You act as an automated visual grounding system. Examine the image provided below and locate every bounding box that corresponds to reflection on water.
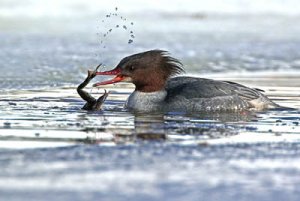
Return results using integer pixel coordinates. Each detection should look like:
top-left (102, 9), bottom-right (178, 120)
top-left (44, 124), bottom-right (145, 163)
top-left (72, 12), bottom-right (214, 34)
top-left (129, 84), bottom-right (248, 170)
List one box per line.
top-left (0, 76), bottom-right (299, 148)
top-left (0, 76), bottom-right (300, 201)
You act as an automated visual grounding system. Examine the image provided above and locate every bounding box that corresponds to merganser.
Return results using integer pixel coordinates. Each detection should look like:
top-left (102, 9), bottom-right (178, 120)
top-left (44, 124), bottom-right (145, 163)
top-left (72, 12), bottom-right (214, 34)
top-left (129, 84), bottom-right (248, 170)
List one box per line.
top-left (77, 64), bottom-right (108, 111)
top-left (93, 50), bottom-right (279, 113)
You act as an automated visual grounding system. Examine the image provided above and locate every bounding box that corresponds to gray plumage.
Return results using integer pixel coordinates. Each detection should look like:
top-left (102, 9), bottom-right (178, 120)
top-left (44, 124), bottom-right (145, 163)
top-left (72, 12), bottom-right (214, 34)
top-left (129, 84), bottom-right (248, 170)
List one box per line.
top-left (164, 76), bottom-right (279, 112)
top-left (126, 76), bottom-right (279, 112)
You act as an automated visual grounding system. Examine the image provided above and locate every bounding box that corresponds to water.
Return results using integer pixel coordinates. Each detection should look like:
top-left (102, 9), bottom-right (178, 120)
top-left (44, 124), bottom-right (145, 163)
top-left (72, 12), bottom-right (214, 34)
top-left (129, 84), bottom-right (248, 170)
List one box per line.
top-left (1, 0), bottom-right (300, 200)
top-left (98, 7), bottom-right (135, 52)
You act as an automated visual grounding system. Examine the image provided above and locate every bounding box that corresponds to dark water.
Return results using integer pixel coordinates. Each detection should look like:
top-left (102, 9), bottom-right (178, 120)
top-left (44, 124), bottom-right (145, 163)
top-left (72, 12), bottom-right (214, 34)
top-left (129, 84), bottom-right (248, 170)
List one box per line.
top-left (1, 1), bottom-right (300, 200)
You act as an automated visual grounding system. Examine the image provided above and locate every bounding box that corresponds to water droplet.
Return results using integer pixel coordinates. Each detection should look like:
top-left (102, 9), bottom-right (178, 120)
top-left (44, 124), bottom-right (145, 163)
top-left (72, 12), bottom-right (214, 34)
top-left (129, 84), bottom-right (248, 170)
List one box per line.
top-left (123, 25), bottom-right (127, 30)
top-left (128, 39), bottom-right (133, 44)
top-left (116, 25), bottom-right (119, 28)
top-left (109, 29), bottom-right (112, 32)
top-left (130, 31), bottom-right (133, 33)
top-left (115, 7), bottom-right (118, 11)
top-left (103, 34), bottom-right (106, 37)
top-left (106, 15), bottom-right (110, 18)
top-left (131, 22), bottom-right (134, 25)
top-left (131, 35), bottom-right (135, 38)
top-left (120, 16), bottom-right (123, 19)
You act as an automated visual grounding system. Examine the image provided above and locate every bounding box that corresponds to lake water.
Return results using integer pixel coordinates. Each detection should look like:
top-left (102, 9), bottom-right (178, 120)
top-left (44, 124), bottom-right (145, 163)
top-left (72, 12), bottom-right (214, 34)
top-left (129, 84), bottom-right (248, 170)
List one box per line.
top-left (0, 1), bottom-right (300, 200)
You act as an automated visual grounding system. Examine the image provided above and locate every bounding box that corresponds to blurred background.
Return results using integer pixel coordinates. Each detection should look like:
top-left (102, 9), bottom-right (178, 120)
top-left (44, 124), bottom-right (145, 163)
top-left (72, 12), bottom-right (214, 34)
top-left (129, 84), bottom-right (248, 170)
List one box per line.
top-left (1, 0), bottom-right (300, 90)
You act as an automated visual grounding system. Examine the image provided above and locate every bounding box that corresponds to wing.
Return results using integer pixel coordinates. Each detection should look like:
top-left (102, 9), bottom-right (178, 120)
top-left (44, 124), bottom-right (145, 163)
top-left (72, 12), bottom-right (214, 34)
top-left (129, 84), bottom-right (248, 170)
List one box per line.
top-left (166, 76), bottom-right (264, 102)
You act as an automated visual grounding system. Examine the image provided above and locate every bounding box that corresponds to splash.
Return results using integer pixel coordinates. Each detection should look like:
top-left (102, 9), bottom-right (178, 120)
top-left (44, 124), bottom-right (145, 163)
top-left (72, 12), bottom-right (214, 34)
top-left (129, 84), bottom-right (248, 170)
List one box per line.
top-left (96, 7), bottom-right (136, 64)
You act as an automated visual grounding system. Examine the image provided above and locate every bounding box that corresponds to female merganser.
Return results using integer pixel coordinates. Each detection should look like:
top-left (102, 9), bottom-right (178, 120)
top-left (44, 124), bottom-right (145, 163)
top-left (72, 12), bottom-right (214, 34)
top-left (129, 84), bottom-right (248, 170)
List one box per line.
top-left (93, 50), bottom-right (279, 113)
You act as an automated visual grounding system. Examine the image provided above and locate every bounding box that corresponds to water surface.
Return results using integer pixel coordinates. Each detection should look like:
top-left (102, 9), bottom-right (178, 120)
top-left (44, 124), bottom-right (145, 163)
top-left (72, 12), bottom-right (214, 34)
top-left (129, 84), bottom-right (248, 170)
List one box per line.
top-left (1, 1), bottom-right (300, 200)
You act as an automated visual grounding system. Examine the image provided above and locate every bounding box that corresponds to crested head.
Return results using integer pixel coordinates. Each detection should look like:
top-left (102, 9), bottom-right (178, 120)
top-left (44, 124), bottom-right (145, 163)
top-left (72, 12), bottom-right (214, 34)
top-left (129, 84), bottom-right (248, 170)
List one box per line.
top-left (94, 50), bottom-right (185, 92)
top-left (116, 50), bottom-right (185, 92)
top-left (117, 50), bottom-right (184, 78)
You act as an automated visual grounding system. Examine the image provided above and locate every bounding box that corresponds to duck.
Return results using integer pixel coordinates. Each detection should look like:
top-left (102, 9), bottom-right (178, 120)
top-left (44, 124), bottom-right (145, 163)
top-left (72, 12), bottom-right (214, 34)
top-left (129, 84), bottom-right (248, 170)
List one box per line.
top-left (92, 50), bottom-right (280, 113)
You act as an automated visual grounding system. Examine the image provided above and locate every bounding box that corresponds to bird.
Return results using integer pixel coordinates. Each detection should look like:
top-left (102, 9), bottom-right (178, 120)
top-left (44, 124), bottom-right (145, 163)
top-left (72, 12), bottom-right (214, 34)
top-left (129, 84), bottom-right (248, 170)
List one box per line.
top-left (93, 50), bottom-right (280, 113)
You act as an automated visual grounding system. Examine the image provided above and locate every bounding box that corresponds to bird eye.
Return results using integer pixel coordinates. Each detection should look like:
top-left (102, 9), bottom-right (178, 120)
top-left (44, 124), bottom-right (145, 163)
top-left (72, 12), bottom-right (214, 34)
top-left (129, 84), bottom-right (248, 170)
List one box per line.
top-left (128, 65), bottom-right (135, 71)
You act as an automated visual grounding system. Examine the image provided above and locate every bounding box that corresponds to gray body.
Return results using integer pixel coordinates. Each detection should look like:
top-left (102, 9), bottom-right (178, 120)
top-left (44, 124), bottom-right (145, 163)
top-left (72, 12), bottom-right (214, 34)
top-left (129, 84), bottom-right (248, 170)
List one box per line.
top-left (126, 76), bottom-right (279, 113)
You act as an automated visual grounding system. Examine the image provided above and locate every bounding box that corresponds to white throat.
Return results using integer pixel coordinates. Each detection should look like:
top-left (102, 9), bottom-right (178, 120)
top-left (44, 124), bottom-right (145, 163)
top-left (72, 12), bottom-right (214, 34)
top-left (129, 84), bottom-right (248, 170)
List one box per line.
top-left (125, 90), bottom-right (167, 112)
